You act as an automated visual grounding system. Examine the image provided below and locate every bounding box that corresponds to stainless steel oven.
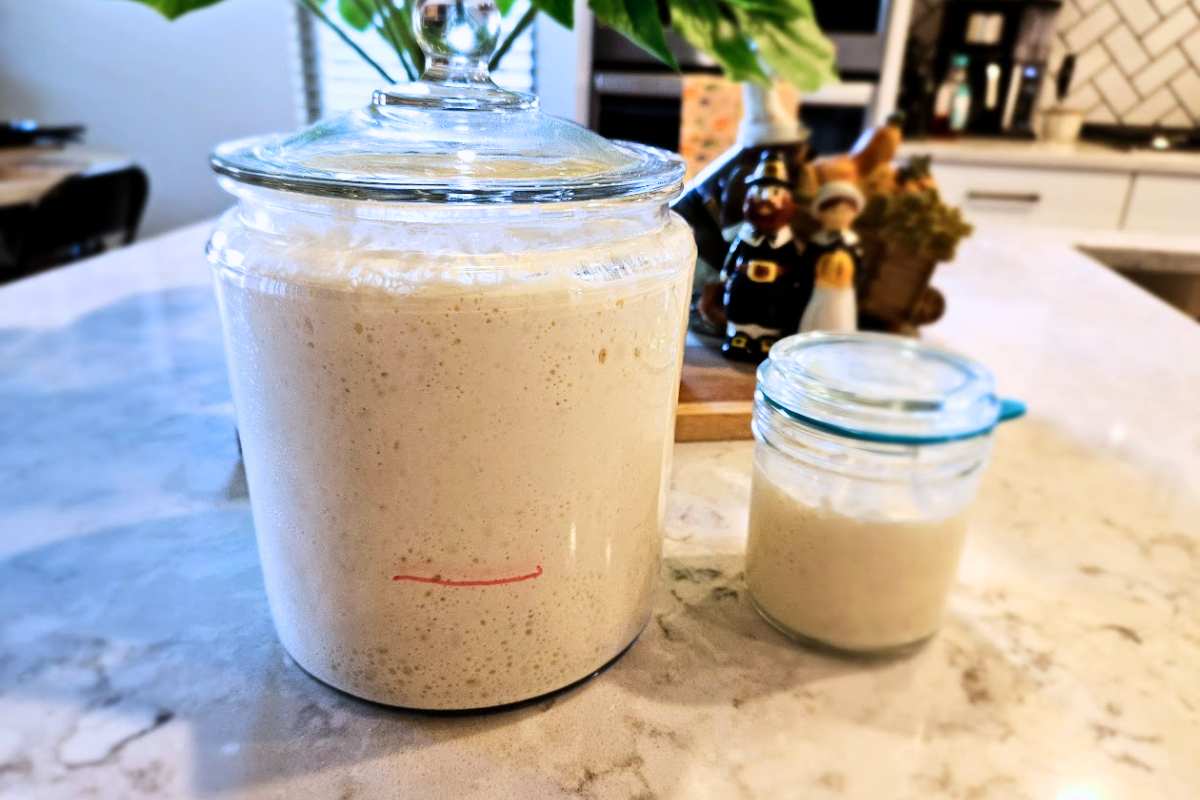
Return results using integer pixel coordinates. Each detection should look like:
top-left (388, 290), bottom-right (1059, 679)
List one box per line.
top-left (590, 0), bottom-right (900, 155)
top-left (593, 1), bottom-right (893, 76)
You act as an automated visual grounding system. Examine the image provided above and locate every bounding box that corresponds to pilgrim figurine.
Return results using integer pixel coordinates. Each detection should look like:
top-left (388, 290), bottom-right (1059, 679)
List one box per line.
top-left (799, 181), bottom-right (864, 334)
top-left (719, 153), bottom-right (806, 362)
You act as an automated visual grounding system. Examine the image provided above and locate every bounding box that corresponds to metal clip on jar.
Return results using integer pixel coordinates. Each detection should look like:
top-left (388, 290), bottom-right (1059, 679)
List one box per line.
top-left (746, 332), bottom-right (1024, 655)
top-left (206, 0), bottom-right (694, 710)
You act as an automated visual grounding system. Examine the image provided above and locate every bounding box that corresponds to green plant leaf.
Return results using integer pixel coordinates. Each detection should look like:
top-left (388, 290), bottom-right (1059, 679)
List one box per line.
top-left (363, 0), bottom-right (416, 80)
top-left (491, 5), bottom-right (538, 69)
top-left (589, 0), bottom-right (678, 70)
top-left (337, 0), bottom-right (373, 31)
top-left (621, 0), bottom-right (677, 69)
top-left (723, 0), bottom-right (816, 22)
top-left (377, 0), bottom-right (423, 79)
top-left (497, 0), bottom-right (518, 14)
top-left (668, 0), bottom-right (767, 84)
top-left (734, 8), bottom-right (836, 91)
top-left (123, 0), bottom-right (225, 20)
top-left (533, 0), bottom-right (573, 28)
top-left (298, 0), bottom-right (397, 82)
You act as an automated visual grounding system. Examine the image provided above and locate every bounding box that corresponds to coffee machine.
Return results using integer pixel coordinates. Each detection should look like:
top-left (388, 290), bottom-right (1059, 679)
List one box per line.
top-left (930, 0), bottom-right (1062, 136)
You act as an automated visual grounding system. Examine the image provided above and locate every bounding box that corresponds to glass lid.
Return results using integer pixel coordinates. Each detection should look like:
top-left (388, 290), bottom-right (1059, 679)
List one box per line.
top-left (758, 332), bottom-right (1025, 445)
top-left (211, 0), bottom-right (683, 204)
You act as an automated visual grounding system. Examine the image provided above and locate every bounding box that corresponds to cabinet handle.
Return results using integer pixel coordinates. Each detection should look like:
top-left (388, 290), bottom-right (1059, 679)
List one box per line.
top-left (966, 190), bottom-right (1042, 203)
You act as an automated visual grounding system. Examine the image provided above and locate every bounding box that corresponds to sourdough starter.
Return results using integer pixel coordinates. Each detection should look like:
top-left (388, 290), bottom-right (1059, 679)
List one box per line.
top-left (213, 218), bottom-right (692, 709)
top-left (745, 462), bottom-right (968, 651)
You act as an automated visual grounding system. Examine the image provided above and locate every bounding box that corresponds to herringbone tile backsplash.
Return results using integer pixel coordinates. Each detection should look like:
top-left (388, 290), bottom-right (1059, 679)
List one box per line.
top-left (910, 0), bottom-right (1200, 128)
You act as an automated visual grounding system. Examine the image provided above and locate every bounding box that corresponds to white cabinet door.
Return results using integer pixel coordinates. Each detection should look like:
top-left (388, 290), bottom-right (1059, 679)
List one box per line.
top-left (931, 163), bottom-right (1130, 229)
top-left (1123, 174), bottom-right (1200, 234)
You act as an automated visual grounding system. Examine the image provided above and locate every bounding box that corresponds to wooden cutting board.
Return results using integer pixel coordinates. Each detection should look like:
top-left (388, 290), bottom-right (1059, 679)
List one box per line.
top-left (675, 341), bottom-right (758, 442)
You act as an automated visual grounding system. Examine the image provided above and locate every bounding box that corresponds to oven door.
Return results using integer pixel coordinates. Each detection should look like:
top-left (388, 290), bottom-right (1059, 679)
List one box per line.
top-left (589, 0), bottom-right (892, 155)
top-left (591, 0), bottom-right (890, 76)
top-left (592, 73), bottom-right (872, 157)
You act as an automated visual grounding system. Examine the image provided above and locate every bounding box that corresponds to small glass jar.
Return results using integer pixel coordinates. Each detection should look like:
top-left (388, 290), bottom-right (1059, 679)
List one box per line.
top-left (745, 332), bottom-right (1023, 654)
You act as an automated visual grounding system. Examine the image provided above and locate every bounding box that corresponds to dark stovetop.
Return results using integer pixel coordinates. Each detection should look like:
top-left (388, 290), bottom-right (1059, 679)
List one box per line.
top-left (1083, 124), bottom-right (1200, 153)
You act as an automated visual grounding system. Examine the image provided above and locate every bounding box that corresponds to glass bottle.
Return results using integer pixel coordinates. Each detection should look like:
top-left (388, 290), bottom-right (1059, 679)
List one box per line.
top-left (932, 53), bottom-right (972, 136)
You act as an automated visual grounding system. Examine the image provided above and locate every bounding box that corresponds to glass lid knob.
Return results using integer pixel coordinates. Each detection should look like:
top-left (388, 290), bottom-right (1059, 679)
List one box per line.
top-left (210, 0), bottom-right (684, 203)
top-left (373, 0), bottom-right (531, 109)
top-left (415, 0), bottom-right (501, 83)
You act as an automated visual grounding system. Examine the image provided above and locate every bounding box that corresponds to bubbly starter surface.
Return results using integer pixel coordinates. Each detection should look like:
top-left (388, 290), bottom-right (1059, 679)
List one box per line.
top-left (745, 463), bottom-right (969, 652)
top-left (214, 239), bottom-right (690, 709)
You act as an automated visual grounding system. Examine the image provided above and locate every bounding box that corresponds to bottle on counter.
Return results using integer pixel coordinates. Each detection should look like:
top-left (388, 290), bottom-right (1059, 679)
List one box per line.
top-left (931, 54), bottom-right (972, 136)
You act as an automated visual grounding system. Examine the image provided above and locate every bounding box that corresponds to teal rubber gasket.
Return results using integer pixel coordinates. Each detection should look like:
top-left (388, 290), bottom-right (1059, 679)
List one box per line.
top-left (758, 392), bottom-right (1027, 446)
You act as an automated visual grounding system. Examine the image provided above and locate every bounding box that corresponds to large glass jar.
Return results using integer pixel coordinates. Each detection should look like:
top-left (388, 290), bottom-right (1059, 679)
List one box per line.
top-left (746, 333), bottom-right (1023, 654)
top-left (206, 0), bottom-right (694, 710)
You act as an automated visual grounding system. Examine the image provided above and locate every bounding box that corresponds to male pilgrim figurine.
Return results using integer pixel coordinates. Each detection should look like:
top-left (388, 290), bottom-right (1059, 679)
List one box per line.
top-left (720, 153), bottom-right (806, 362)
top-left (799, 180), bottom-right (864, 334)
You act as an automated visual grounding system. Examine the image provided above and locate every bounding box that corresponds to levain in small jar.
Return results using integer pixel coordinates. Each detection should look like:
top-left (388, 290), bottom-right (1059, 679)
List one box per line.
top-left (745, 332), bottom-right (1023, 654)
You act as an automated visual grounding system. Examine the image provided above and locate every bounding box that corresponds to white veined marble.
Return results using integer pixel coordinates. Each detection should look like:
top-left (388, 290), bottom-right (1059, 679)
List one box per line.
top-left (0, 221), bottom-right (1196, 799)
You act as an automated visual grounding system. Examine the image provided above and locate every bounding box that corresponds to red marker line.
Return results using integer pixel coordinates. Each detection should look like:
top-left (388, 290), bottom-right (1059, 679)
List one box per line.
top-left (392, 564), bottom-right (543, 587)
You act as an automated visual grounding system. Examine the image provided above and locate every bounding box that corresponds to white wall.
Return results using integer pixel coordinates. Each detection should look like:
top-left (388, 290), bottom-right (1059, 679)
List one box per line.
top-left (534, 2), bottom-right (592, 125)
top-left (0, 0), bottom-right (300, 236)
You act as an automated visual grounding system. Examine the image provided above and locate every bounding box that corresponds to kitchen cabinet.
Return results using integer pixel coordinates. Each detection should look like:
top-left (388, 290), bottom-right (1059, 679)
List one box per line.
top-left (931, 163), bottom-right (1130, 230)
top-left (900, 139), bottom-right (1200, 234)
top-left (1123, 174), bottom-right (1200, 235)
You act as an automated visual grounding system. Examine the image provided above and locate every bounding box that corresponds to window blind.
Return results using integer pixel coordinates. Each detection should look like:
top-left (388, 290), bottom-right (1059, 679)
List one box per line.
top-left (297, 2), bottom-right (536, 121)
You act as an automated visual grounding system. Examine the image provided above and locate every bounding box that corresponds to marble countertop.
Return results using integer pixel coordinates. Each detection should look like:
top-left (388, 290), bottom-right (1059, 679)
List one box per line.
top-left (898, 137), bottom-right (1200, 177)
top-left (1, 222), bottom-right (1198, 799)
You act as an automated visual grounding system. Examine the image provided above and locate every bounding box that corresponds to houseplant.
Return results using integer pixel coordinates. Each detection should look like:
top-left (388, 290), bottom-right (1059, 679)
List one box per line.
top-left (127, 0), bottom-right (838, 90)
top-left (854, 155), bottom-right (974, 333)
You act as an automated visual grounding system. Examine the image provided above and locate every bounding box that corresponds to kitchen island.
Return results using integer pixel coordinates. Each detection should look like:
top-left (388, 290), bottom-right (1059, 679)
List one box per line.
top-left (1, 222), bottom-right (1197, 799)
